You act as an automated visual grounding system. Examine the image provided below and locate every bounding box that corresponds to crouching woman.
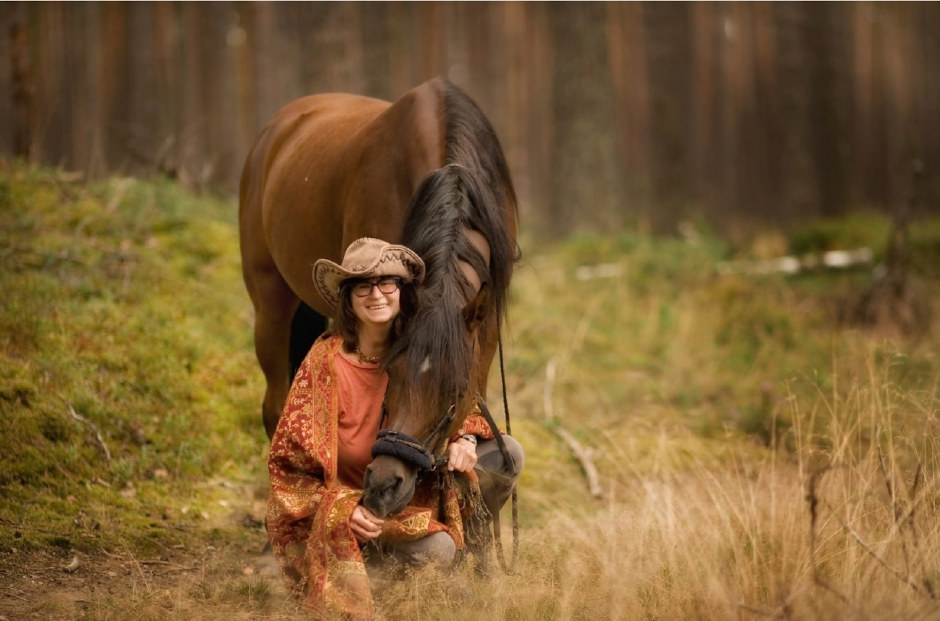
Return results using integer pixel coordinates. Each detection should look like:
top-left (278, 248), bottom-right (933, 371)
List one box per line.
top-left (266, 238), bottom-right (524, 620)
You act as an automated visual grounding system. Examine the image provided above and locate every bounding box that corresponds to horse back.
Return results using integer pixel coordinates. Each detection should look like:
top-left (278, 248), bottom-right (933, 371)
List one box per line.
top-left (239, 83), bottom-right (448, 316)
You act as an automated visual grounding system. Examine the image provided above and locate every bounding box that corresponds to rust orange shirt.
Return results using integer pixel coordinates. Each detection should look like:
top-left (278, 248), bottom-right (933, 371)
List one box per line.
top-left (334, 351), bottom-right (387, 487)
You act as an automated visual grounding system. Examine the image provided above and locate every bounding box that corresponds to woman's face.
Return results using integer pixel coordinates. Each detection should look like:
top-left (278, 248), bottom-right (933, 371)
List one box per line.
top-left (349, 276), bottom-right (402, 328)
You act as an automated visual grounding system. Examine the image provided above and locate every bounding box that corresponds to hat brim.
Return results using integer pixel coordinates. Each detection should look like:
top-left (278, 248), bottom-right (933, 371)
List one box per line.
top-left (313, 244), bottom-right (425, 312)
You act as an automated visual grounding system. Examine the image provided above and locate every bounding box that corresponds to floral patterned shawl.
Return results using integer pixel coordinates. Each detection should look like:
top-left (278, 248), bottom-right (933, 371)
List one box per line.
top-left (267, 335), bottom-right (494, 620)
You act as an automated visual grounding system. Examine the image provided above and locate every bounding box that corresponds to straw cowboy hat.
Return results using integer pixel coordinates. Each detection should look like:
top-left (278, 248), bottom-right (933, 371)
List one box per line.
top-left (313, 237), bottom-right (426, 312)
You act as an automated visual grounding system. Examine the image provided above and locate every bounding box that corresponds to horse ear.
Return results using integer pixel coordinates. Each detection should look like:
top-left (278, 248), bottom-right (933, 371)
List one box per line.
top-left (463, 284), bottom-right (490, 331)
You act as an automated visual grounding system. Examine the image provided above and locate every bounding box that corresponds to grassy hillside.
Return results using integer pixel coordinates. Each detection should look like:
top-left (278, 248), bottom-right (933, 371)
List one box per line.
top-left (1, 163), bottom-right (265, 550)
top-left (1, 161), bottom-right (937, 620)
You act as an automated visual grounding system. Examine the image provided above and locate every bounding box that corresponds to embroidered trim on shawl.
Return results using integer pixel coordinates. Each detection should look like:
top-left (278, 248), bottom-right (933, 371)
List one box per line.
top-left (267, 335), bottom-right (472, 620)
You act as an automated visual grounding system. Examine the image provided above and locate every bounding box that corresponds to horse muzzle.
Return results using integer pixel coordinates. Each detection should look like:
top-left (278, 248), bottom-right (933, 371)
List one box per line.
top-left (361, 456), bottom-right (419, 518)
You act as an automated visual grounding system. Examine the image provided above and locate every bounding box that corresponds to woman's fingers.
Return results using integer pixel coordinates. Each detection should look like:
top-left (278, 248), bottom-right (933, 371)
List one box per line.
top-left (447, 439), bottom-right (478, 472)
top-left (350, 505), bottom-right (384, 542)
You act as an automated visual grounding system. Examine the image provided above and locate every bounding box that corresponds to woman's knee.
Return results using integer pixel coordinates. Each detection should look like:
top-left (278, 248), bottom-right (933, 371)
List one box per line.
top-left (476, 434), bottom-right (525, 478)
top-left (388, 532), bottom-right (456, 567)
top-left (501, 435), bottom-right (525, 476)
top-left (422, 532), bottom-right (457, 565)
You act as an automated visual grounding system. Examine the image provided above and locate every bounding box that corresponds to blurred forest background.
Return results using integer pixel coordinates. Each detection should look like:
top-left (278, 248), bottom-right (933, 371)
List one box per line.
top-left (1, 1), bottom-right (938, 239)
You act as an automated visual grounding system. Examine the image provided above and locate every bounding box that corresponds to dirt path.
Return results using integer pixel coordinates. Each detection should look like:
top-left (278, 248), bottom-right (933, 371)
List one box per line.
top-left (0, 479), bottom-right (310, 621)
top-left (0, 546), bottom-right (288, 621)
top-left (0, 539), bottom-right (305, 620)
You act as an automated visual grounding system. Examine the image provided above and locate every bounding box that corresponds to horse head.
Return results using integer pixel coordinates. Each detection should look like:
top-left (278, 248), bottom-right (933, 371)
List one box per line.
top-left (361, 284), bottom-right (490, 516)
top-left (361, 164), bottom-right (512, 517)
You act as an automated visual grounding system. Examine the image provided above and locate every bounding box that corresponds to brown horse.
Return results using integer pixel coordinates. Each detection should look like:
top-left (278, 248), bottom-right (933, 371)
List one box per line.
top-left (239, 77), bottom-right (517, 517)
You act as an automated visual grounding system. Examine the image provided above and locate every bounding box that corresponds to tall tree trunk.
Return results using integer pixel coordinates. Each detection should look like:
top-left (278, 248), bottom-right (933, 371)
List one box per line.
top-left (607, 2), bottom-right (652, 232)
top-left (9, 18), bottom-right (35, 161)
top-left (644, 3), bottom-right (692, 233)
top-left (547, 1), bottom-right (621, 237)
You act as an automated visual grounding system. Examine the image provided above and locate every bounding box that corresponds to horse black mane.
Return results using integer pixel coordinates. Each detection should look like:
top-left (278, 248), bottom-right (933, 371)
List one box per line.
top-left (385, 79), bottom-right (517, 422)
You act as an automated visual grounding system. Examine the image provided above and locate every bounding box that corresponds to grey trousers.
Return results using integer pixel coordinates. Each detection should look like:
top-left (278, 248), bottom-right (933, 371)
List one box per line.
top-left (366, 434), bottom-right (525, 568)
top-left (472, 434), bottom-right (525, 522)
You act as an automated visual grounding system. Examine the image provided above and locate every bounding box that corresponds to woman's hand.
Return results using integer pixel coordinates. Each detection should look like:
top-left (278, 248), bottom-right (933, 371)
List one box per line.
top-left (349, 504), bottom-right (385, 543)
top-left (447, 437), bottom-right (478, 473)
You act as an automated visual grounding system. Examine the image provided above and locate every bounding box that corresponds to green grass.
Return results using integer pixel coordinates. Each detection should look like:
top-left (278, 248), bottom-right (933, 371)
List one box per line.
top-left (1, 160), bottom-right (937, 619)
top-left (0, 163), bottom-right (266, 556)
top-left (505, 224), bottom-right (937, 463)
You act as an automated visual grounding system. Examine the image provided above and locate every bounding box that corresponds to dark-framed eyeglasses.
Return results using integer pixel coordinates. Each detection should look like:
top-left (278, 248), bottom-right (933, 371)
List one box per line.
top-left (351, 277), bottom-right (402, 297)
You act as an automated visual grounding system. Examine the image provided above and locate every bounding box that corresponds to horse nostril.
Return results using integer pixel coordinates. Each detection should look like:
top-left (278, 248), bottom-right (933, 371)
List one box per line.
top-left (363, 465), bottom-right (376, 489)
top-left (381, 474), bottom-right (404, 495)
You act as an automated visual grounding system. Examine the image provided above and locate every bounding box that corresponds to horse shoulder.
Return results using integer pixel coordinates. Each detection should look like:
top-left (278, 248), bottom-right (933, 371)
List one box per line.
top-left (336, 81), bottom-right (449, 246)
top-left (256, 96), bottom-right (393, 308)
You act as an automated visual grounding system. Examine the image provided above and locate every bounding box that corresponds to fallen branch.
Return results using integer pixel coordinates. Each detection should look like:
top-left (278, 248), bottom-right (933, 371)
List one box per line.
top-left (554, 427), bottom-right (604, 499)
top-left (543, 357), bottom-right (603, 499)
top-left (55, 392), bottom-right (111, 463)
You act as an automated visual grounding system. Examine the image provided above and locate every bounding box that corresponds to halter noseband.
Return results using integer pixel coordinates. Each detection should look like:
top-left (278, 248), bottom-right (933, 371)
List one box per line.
top-left (371, 403), bottom-right (457, 470)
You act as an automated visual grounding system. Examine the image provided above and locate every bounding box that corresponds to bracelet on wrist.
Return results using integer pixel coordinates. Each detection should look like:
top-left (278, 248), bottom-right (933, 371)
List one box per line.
top-left (458, 434), bottom-right (478, 446)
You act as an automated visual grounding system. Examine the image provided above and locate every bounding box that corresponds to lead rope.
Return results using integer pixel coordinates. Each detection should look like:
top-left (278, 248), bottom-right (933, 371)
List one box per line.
top-left (494, 311), bottom-right (518, 573)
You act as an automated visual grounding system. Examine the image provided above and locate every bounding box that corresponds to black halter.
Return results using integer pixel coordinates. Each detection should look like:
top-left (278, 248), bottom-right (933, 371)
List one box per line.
top-left (371, 403), bottom-right (457, 470)
top-left (371, 392), bottom-right (516, 475)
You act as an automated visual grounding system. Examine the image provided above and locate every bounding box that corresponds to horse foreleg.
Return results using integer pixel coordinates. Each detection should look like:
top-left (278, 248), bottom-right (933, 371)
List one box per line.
top-left (254, 304), bottom-right (297, 439)
top-left (247, 265), bottom-right (301, 439)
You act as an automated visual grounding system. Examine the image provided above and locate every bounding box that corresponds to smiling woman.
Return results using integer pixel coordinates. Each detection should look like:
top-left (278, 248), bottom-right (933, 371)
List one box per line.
top-left (266, 237), bottom-right (524, 620)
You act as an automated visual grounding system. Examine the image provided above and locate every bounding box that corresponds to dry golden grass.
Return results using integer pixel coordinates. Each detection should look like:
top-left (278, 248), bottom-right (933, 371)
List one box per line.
top-left (368, 356), bottom-right (938, 621)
